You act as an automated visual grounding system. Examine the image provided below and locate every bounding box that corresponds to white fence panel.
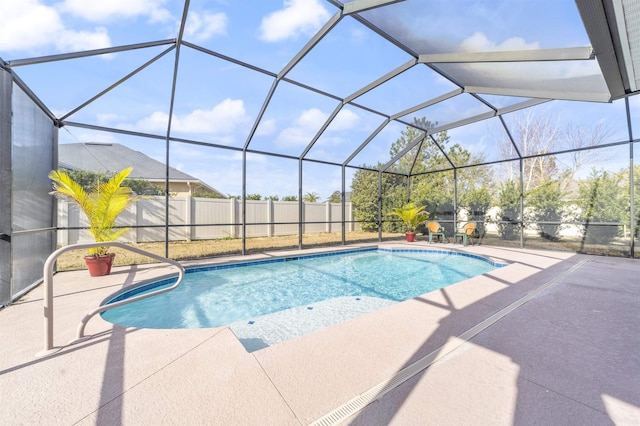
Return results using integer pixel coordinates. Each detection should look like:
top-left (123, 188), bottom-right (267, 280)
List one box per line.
top-left (304, 202), bottom-right (326, 233)
top-left (136, 197), bottom-right (187, 242)
top-left (244, 200), bottom-right (270, 238)
top-left (192, 197), bottom-right (233, 240)
top-left (58, 197), bottom-right (355, 245)
top-left (329, 203), bottom-right (343, 232)
top-left (272, 201), bottom-right (299, 236)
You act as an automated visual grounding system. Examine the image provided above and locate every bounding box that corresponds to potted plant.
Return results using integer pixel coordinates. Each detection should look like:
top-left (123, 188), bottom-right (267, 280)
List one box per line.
top-left (49, 167), bottom-right (143, 276)
top-left (389, 202), bottom-right (429, 242)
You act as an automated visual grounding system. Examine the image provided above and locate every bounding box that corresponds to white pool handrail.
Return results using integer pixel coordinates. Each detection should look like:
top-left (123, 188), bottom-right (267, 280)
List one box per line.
top-left (37, 241), bottom-right (185, 358)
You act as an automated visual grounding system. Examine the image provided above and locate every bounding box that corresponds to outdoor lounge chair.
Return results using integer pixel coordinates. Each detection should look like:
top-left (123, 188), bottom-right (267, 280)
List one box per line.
top-left (454, 222), bottom-right (476, 246)
top-left (427, 221), bottom-right (446, 243)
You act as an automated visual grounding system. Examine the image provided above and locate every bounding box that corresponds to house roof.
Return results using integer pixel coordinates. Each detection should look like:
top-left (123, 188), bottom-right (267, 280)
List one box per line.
top-left (59, 143), bottom-right (224, 197)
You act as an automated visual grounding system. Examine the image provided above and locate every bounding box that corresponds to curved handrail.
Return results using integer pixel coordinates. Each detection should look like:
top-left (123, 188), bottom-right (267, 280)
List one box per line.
top-left (37, 242), bottom-right (184, 357)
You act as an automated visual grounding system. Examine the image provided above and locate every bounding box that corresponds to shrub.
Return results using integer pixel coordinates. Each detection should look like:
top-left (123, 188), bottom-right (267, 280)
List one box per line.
top-left (526, 180), bottom-right (564, 241)
top-left (577, 169), bottom-right (626, 244)
top-left (496, 180), bottom-right (520, 240)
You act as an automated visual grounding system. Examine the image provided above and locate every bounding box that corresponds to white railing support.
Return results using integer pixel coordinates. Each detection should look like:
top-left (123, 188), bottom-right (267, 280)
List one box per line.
top-left (36, 242), bottom-right (184, 358)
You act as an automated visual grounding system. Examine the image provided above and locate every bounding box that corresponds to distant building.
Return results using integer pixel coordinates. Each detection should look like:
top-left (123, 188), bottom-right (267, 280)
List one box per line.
top-left (59, 143), bottom-right (225, 197)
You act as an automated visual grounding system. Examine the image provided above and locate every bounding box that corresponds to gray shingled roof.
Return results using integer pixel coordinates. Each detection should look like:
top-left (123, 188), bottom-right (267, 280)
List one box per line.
top-left (59, 143), bottom-right (223, 196)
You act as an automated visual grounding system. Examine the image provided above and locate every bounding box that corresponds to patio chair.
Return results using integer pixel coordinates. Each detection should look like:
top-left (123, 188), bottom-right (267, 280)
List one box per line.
top-left (454, 222), bottom-right (476, 246)
top-left (426, 221), bottom-right (446, 243)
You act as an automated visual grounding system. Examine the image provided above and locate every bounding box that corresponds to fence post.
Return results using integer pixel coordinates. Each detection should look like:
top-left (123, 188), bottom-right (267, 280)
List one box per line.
top-left (268, 199), bottom-right (273, 237)
top-left (229, 198), bottom-right (236, 238)
top-left (58, 201), bottom-right (69, 247)
top-left (69, 203), bottom-right (80, 244)
top-left (302, 202), bottom-right (306, 235)
top-left (131, 202), bottom-right (138, 243)
top-left (186, 194), bottom-right (193, 241)
top-left (136, 200), bottom-right (144, 243)
top-left (326, 201), bottom-right (331, 233)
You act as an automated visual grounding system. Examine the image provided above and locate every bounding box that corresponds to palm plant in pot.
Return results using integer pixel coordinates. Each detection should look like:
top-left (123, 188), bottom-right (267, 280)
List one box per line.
top-left (49, 167), bottom-right (143, 276)
top-left (389, 202), bottom-right (429, 242)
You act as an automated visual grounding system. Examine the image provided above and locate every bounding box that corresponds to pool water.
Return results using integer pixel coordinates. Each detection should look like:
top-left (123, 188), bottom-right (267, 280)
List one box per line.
top-left (102, 249), bottom-right (502, 330)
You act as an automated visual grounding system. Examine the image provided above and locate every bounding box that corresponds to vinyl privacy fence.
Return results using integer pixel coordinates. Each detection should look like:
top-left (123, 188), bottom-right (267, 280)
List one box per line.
top-left (56, 197), bottom-right (357, 245)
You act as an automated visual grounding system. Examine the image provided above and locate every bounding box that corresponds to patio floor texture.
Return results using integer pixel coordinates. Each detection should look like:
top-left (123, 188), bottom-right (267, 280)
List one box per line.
top-left (1, 243), bottom-right (639, 425)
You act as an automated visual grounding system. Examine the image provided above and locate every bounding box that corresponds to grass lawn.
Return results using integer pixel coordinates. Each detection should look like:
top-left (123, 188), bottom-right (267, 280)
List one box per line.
top-left (55, 231), bottom-right (402, 271)
top-left (55, 229), bottom-right (636, 272)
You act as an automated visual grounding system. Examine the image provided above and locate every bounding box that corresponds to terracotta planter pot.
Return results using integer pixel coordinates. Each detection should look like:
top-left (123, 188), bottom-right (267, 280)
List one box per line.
top-left (405, 232), bottom-right (416, 242)
top-left (84, 253), bottom-right (116, 277)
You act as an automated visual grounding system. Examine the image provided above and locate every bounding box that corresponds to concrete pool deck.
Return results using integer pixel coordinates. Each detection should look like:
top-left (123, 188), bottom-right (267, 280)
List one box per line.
top-left (1, 243), bottom-right (639, 425)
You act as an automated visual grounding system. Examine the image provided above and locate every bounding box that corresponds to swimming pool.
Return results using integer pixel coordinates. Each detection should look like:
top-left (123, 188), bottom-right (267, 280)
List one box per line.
top-left (101, 248), bottom-right (504, 337)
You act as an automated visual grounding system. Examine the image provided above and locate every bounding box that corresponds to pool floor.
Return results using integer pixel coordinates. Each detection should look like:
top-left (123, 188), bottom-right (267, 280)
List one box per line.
top-left (230, 296), bottom-right (396, 352)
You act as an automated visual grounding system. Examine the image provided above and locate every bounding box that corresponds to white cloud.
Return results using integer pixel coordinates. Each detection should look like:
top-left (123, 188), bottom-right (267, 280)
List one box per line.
top-left (0, 0), bottom-right (112, 53)
top-left (133, 99), bottom-right (250, 134)
top-left (184, 11), bottom-right (227, 41)
top-left (330, 109), bottom-right (360, 131)
top-left (134, 111), bottom-right (169, 131)
top-left (276, 108), bottom-right (325, 146)
top-left (259, 0), bottom-right (330, 42)
top-left (255, 119), bottom-right (277, 136)
top-left (0, 0), bottom-right (62, 51)
top-left (97, 113), bottom-right (124, 126)
top-left (276, 108), bottom-right (360, 147)
top-left (60, 0), bottom-right (171, 23)
top-left (459, 32), bottom-right (539, 52)
top-left (297, 108), bottom-right (327, 128)
top-left (57, 27), bottom-right (111, 52)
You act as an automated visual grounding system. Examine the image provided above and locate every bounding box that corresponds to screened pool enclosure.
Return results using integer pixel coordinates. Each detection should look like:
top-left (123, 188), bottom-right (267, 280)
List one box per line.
top-left (1, 0), bottom-right (640, 305)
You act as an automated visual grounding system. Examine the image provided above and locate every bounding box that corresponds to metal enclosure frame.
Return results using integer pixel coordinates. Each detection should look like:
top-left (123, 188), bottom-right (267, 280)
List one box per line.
top-left (1, 0), bottom-right (640, 305)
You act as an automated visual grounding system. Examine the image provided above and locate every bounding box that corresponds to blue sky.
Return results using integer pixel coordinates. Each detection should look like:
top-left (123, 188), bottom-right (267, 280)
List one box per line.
top-left (2, 0), bottom-right (639, 198)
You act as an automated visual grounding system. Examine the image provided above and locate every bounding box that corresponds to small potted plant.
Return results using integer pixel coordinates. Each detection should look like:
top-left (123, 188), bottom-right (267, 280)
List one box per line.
top-left (49, 167), bottom-right (143, 276)
top-left (389, 202), bottom-right (429, 242)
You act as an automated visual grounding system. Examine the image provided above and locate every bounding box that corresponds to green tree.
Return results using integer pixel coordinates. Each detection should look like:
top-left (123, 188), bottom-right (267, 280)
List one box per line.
top-left (326, 191), bottom-right (342, 203)
top-left (125, 178), bottom-right (166, 196)
top-left (460, 186), bottom-right (492, 237)
top-left (350, 166), bottom-right (406, 232)
top-left (577, 169), bottom-right (626, 244)
top-left (412, 144), bottom-right (491, 225)
top-left (412, 171), bottom-right (454, 221)
top-left (266, 195), bottom-right (280, 201)
top-left (496, 180), bottom-right (521, 240)
top-left (453, 148), bottom-right (493, 207)
top-left (246, 194), bottom-right (262, 200)
top-left (282, 195), bottom-right (298, 201)
top-left (303, 192), bottom-right (320, 202)
top-left (350, 118), bottom-right (492, 234)
top-left (64, 169), bottom-right (111, 191)
top-left (619, 165), bottom-right (640, 238)
top-left (494, 112), bottom-right (616, 244)
top-left (351, 168), bottom-right (382, 231)
top-left (352, 118), bottom-right (453, 233)
top-left (526, 179), bottom-right (564, 240)
top-left (63, 168), bottom-right (167, 196)
top-left (388, 117), bottom-right (449, 174)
